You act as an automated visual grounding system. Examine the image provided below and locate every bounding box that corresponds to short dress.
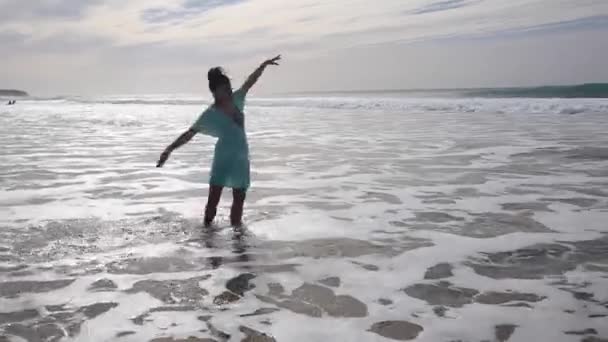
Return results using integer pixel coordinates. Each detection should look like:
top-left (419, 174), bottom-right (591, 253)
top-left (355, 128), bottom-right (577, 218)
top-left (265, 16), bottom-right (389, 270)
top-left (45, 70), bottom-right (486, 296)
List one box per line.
top-left (190, 89), bottom-right (250, 190)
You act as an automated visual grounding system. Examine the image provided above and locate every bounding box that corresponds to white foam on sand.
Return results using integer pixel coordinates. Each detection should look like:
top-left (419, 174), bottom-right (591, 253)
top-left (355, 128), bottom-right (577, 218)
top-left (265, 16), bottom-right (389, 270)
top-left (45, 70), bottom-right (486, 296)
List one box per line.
top-left (1, 95), bottom-right (608, 341)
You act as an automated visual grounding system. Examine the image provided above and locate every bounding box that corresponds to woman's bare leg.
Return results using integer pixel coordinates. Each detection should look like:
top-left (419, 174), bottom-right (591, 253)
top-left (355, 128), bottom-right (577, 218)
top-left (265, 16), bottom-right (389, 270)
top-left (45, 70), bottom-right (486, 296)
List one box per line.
top-left (230, 188), bottom-right (246, 227)
top-left (204, 185), bottom-right (223, 226)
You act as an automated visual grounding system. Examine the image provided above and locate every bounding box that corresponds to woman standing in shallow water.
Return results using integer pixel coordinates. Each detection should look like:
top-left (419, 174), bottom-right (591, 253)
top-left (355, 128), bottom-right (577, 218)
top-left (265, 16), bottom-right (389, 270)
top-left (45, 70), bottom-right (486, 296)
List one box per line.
top-left (157, 55), bottom-right (281, 227)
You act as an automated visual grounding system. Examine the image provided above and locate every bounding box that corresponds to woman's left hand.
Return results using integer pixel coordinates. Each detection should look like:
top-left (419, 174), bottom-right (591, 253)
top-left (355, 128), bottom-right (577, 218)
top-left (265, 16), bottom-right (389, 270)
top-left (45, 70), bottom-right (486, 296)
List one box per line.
top-left (263, 55), bottom-right (281, 66)
top-left (156, 149), bottom-right (171, 167)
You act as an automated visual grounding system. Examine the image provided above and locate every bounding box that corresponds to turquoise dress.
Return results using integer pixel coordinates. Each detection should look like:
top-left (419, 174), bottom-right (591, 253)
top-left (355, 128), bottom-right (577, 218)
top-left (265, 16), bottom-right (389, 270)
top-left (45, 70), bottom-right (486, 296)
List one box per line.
top-left (191, 89), bottom-right (250, 190)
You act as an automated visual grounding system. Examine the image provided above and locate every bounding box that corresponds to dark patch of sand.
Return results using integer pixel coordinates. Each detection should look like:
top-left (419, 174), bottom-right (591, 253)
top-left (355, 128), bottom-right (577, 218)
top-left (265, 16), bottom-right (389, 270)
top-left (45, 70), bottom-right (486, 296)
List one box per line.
top-left (213, 291), bottom-right (241, 305)
top-left (226, 273), bottom-right (256, 296)
top-left (467, 244), bottom-right (574, 279)
top-left (423, 198), bottom-right (457, 205)
top-left (266, 283), bottom-right (284, 297)
top-left (149, 337), bottom-right (216, 342)
top-left (45, 304), bottom-right (67, 312)
top-left (0, 265), bottom-right (28, 273)
top-left (368, 320), bottom-right (423, 341)
top-left (0, 309), bottom-right (39, 324)
top-left (433, 306), bottom-right (448, 317)
top-left (264, 237), bottom-right (432, 259)
top-left (244, 264), bottom-right (299, 273)
top-left (88, 278), bottom-right (117, 291)
top-left (466, 212), bottom-right (552, 237)
top-left (150, 306), bottom-right (197, 313)
top-left (495, 324), bottom-right (517, 341)
top-left (318, 276), bottom-right (340, 287)
top-left (404, 281), bottom-right (478, 308)
top-left (256, 295), bottom-right (322, 317)
top-left (414, 212), bottom-right (465, 223)
top-left (4, 322), bottom-right (66, 341)
top-left (570, 291), bottom-right (596, 302)
top-left (502, 302), bottom-right (534, 308)
top-left (410, 212), bottom-right (551, 238)
top-left (564, 328), bottom-right (598, 335)
top-left (126, 275), bottom-right (210, 304)
top-left (404, 281), bottom-right (545, 308)
top-left (206, 321), bottom-right (230, 340)
top-left (541, 197), bottom-right (599, 208)
top-left (78, 302), bottom-right (118, 319)
top-left (291, 283), bottom-right (367, 317)
top-left (0, 279), bottom-right (75, 298)
top-left (351, 261), bottom-right (379, 271)
top-left (359, 191), bottom-right (403, 205)
top-left (240, 326), bottom-right (276, 342)
top-left (582, 337), bottom-right (608, 342)
top-left (239, 308), bottom-right (280, 317)
top-left (257, 282), bottom-right (367, 318)
top-left (424, 263), bottom-right (454, 279)
top-left (476, 291), bottom-right (545, 305)
top-left (589, 314), bottom-right (607, 318)
top-left (131, 312), bottom-right (150, 326)
top-left (107, 256), bottom-right (197, 274)
top-left (468, 236), bottom-right (608, 280)
top-left (501, 202), bottom-right (553, 212)
top-left (452, 187), bottom-right (496, 198)
top-left (378, 298), bottom-right (393, 305)
top-left (213, 273), bottom-right (257, 305)
top-left (2, 301), bottom-right (118, 341)
top-left (116, 331), bottom-right (136, 338)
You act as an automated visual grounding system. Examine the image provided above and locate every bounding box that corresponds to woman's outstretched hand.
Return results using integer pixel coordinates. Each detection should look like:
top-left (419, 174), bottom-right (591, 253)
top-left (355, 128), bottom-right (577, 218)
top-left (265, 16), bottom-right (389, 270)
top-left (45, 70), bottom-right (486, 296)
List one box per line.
top-left (241, 55), bottom-right (281, 92)
top-left (263, 55), bottom-right (281, 66)
top-left (156, 148), bottom-right (171, 167)
top-left (156, 129), bottom-right (195, 167)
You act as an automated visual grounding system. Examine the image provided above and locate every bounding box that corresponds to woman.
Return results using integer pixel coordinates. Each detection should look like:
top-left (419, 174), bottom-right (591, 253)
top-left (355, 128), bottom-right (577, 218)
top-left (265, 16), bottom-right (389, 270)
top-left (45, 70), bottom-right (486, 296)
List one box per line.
top-left (157, 55), bottom-right (281, 227)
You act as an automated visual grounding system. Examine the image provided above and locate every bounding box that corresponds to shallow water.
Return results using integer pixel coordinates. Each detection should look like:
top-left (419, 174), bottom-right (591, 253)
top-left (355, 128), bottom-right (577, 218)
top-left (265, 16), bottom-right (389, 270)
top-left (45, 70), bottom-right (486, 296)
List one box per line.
top-left (1, 96), bottom-right (608, 341)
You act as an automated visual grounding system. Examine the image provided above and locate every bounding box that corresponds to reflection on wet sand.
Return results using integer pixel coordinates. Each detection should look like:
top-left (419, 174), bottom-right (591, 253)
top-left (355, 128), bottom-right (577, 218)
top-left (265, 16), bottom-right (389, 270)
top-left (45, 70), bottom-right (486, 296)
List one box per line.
top-left (200, 226), bottom-right (252, 268)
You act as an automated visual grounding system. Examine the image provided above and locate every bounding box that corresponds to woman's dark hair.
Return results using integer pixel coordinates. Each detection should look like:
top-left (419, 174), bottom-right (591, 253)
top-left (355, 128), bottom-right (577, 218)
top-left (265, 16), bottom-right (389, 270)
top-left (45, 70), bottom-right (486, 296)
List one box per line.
top-left (208, 67), bottom-right (231, 92)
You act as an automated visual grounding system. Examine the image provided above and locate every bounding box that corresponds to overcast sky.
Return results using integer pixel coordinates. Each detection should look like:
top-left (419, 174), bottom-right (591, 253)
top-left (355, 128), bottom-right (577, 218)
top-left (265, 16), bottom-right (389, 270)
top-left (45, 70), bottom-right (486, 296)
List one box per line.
top-left (1, 0), bottom-right (607, 96)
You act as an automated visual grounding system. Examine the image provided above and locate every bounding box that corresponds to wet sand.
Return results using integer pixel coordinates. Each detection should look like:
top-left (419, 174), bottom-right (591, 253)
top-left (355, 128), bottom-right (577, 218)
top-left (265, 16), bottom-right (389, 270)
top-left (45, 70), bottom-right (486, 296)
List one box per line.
top-left (2, 97), bottom-right (608, 341)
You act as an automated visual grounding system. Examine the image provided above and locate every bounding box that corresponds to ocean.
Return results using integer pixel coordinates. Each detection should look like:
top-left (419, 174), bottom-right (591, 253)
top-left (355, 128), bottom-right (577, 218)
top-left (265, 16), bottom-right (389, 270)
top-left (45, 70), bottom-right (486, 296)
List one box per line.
top-left (1, 88), bottom-right (608, 341)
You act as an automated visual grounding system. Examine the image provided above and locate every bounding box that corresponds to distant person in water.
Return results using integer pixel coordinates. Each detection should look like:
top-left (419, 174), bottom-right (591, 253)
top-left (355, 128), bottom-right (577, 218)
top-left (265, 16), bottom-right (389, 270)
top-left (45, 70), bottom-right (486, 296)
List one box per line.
top-left (157, 55), bottom-right (281, 227)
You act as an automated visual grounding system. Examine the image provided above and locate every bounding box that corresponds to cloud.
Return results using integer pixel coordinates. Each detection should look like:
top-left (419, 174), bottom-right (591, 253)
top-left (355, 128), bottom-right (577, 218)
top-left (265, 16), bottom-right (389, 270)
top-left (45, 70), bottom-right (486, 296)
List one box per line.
top-left (3, 0), bottom-right (607, 53)
top-left (0, 0), bottom-right (103, 21)
top-left (412, 0), bottom-right (472, 15)
top-left (0, 30), bottom-right (113, 56)
top-left (141, 0), bottom-right (247, 24)
top-left (451, 15), bottom-right (608, 42)
top-left (0, 30), bottom-right (27, 45)
top-left (1, 0), bottom-right (607, 95)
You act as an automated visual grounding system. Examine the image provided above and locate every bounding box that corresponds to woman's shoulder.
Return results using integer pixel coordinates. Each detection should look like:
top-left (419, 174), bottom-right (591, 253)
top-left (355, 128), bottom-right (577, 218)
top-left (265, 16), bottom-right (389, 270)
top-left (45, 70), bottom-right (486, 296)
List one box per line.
top-left (194, 105), bottom-right (222, 124)
top-left (233, 88), bottom-right (247, 110)
top-left (233, 88), bottom-right (246, 97)
top-left (191, 105), bottom-right (224, 136)
top-left (201, 104), bottom-right (220, 116)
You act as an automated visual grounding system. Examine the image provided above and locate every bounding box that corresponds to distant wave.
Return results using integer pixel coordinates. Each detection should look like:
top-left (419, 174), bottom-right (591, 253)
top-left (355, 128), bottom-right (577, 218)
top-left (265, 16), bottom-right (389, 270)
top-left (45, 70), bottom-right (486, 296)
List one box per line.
top-left (464, 83), bottom-right (608, 98)
top-left (244, 97), bottom-right (608, 115)
top-left (285, 83), bottom-right (608, 99)
top-left (12, 85), bottom-right (608, 116)
top-left (66, 97), bottom-right (608, 115)
top-left (92, 99), bottom-right (207, 106)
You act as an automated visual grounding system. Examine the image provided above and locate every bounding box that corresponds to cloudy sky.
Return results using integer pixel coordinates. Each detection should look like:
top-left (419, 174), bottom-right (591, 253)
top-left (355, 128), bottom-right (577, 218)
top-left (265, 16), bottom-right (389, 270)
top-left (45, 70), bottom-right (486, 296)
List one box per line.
top-left (1, 0), bottom-right (607, 96)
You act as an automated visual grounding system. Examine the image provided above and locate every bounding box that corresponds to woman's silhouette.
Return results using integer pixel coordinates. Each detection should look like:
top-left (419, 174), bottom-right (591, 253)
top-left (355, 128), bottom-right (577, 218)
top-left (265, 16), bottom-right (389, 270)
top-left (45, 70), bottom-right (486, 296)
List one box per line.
top-left (157, 55), bottom-right (281, 227)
